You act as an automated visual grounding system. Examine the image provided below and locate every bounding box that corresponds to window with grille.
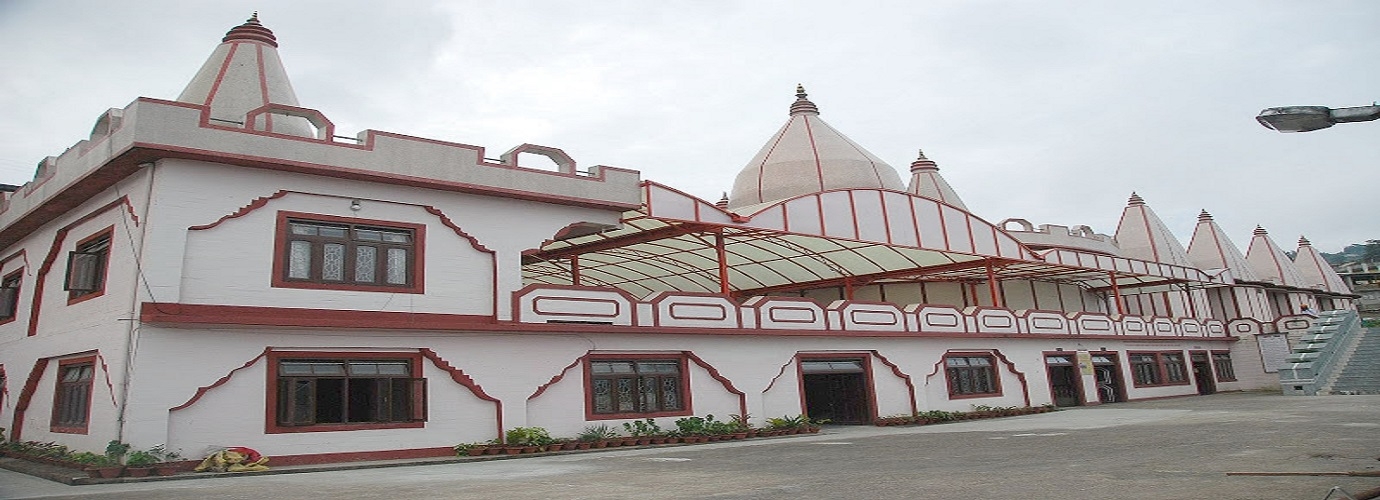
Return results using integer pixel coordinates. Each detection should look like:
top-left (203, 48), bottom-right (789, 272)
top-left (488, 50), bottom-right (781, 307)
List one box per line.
top-left (1212, 352), bottom-right (1236, 381)
top-left (944, 354), bottom-right (1001, 397)
top-left (51, 358), bottom-right (95, 433)
top-left (1130, 351), bottom-right (1190, 387)
top-left (272, 356), bottom-right (426, 432)
top-left (588, 358), bottom-right (688, 418)
top-left (274, 213), bottom-right (423, 293)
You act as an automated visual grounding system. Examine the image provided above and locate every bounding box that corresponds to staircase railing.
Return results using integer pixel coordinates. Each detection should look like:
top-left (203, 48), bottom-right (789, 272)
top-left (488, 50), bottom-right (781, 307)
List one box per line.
top-left (1278, 310), bottom-right (1360, 396)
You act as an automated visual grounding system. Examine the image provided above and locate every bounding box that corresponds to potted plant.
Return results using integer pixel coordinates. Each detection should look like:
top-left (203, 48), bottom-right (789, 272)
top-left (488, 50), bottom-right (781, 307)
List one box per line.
top-left (148, 445), bottom-right (184, 476)
top-left (622, 418), bottom-right (663, 445)
top-left (84, 454), bottom-right (124, 479)
top-left (125, 450), bottom-right (158, 477)
top-left (578, 424), bottom-right (615, 448)
top-left (504, 426), bottom-right (554, 453)
top-left (453, 442), bottom-right (487, 457)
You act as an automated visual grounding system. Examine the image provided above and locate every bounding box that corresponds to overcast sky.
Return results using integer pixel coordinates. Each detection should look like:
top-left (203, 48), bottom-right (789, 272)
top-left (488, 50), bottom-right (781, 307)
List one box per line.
top-left (0, 1), bottom-right (1375, 254)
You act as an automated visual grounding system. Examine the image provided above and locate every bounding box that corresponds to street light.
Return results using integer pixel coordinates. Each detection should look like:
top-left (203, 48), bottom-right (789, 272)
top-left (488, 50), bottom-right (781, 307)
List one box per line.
top-left (1256, 104), bottom-right (1380, 132)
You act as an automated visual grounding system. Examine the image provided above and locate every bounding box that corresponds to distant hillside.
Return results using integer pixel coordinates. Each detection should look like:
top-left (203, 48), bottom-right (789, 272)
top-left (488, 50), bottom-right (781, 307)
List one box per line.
top-left (1323, 240), bottom-right (1380, 266)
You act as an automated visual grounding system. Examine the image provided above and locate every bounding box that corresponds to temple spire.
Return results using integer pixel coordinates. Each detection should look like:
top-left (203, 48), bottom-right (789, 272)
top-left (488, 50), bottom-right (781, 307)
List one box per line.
top-left (906, 149), bottom-right (968, 210)
top-left (176, 14), bottom-right (313, 137)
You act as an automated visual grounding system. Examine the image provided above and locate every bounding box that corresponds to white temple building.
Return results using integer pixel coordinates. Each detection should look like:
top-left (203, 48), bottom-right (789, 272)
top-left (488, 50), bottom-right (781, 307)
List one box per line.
top-left (0, 15), bottom-right (1357, 465)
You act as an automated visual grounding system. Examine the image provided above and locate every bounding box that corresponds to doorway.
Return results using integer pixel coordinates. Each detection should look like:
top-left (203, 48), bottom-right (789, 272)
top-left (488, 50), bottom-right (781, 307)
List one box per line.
top-left (1190, 352), bottom-right (1216, 395)
top-left (1045, 354), bottom-right (1082, 407)
top-left (1090, 353), bottom-right (1125, 404)
top-left (800, 359), bottom-right (871, 424)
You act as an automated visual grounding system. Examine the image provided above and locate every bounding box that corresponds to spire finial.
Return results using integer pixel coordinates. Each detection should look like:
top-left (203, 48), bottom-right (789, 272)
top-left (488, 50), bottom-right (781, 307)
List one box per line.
top-left (224, 13), bottom-right (278, 47)
top-left (909, 149), bottom-right (939, 172)
top-left (789, 83), bottom-right (819, 116)
top-left (1298, 235), bottom-right (1311, 246)
top-left (716, 192), bottom-right (729, 209)
top-left (1253, 225), bottom-right (1268, 236)
top-left (1127, 192), bottom-right (1144, 205)
top-left (1197, 209), bottom-right (1212, 221)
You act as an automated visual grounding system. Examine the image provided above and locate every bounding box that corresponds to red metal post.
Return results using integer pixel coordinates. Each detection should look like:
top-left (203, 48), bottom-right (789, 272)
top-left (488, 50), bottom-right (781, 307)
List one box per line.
top-left (1108, 271), bottom-right (1124, 315)
top-left (985, 259), bottom-right (1002, 308)
top-left (570, 255), bottom-right (581, 285)
top-left (715, 231), bottom-right (730, 295)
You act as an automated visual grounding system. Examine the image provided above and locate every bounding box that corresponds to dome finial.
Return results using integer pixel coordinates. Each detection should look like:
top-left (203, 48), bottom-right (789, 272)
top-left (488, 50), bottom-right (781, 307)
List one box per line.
top-left (715, 192), bottom-right (730, 209)
top-left (1253, 225), bottom-right (1268, 236)
top-left (223, 13), bottom-right (278, 47)
top-left (909, 149), bottom-right (938, 172)
top-left (1127, 192), bottom-right (1144, 205)
top-left (1197, 209), bottom-right (1212, 222)
top-left (1298, 235), bottom-right (1311, 246)
top-left (789, 83), bottom-right (820, 116)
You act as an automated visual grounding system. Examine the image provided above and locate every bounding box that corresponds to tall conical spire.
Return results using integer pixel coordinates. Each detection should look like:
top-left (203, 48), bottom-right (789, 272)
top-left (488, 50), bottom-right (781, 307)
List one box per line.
top-left (176, 14), bottom-right (313, 137)
top-left (1293, 236), bottom-right (1352, 293)
top-left (1244, 226), bottom-right (1307, 287)
top-left (905, 150), bottom-right (968, 210)
top-left (1113, 192), bottom-right (1193, 266)
top-left (726, 85), bottom-right (903, 210)
top-left (1186, 209), bottom-right (1259, 281)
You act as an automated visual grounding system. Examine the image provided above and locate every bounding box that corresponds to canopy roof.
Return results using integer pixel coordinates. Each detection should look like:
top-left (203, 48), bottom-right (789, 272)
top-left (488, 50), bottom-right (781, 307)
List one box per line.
top-left (524, 183), bottom-right (1223, 299)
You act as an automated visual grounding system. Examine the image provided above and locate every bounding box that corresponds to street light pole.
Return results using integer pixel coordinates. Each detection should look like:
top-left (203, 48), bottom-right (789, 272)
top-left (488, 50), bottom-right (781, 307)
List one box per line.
top-left (1256, 103), bottom-right (1380, 132)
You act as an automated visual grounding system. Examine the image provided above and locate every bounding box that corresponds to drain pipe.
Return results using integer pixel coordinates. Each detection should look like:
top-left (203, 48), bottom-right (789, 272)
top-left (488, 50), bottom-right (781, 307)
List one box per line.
top-left (114, 161), bottom-right (158, 444)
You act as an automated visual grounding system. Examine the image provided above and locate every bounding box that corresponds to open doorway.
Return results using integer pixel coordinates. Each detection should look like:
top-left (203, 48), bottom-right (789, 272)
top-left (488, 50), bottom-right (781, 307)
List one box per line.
top-left (1090, 352), bottom-right (1125, 404)
top-left (1044, 354), bottom-right (1082, 407)
top-left (799, 359), bottom-right (872, 424)
top-left (1190, 351), bottom-right (1216, 395)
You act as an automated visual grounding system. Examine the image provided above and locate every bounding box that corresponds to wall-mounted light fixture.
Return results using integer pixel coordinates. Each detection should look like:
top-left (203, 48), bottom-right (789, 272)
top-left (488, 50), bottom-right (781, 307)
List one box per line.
top-left (349, 199), bottom-right (362, 211)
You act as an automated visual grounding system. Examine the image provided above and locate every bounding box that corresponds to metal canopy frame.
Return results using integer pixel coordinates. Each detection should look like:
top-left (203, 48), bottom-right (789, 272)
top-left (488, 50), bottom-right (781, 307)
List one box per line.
top-left (524, 209), bottom-right (1218, 304)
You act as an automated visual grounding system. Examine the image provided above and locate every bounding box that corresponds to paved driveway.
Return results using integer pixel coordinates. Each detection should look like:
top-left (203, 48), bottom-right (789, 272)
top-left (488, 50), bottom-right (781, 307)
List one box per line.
top-left (2, 392), bottom-right (1377, 499)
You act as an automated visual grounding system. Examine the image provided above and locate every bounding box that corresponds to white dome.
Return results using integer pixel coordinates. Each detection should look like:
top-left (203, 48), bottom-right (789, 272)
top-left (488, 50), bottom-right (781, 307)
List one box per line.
top-left (727, 86), bottom-right (903, 210)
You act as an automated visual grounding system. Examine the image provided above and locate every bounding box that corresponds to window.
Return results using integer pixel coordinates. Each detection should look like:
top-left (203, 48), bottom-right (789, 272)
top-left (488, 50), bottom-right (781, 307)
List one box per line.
top-left (274, 213), bottom-right (423, 293)
top-left (51, 357), bottom-right (95, 434)
top-left (1212, 352), bottom-right (1237, 381)
top-left (0, 270), bottom-right (21, 322)
top-left (944, 354), bottom-right (1001, 397)
top-left (270, 354), bottom-right (426, 433)
top-left (65, 230), bottom-right (112, 302)
top-left (587, 357), bottom-right (689, 419)
top-left (1130, 351), bottom-right (1189, 387)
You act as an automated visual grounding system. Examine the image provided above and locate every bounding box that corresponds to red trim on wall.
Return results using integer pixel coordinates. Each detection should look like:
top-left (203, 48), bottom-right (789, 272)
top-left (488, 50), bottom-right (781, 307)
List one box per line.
top-left (869, 350), bottom-right (918, 416)
top-left (10, 357), bottom-right (52, 441)
top-left (140, 303), bottom-right (494, 330)
top-left (419, 349), bottom-right (504, 442)
top-left (527, 355), bottom-right (587, 401)
top-left (28, 197), bottom-right (135, 336)
top-left (170, 348), bottom-right (271, 412)
top-left (268, 446), bottom-right (456, 467)
top-left (684, 351), bottom-right (749, 418)
top-left (188, 190), bottom-right (289, 230)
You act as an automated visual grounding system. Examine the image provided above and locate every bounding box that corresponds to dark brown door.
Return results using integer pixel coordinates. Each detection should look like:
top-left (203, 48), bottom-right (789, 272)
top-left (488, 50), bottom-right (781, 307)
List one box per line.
top-left (803, 372), bottom-right (869, 424)
top-left (1191, 353), bottom-right (1216, 395)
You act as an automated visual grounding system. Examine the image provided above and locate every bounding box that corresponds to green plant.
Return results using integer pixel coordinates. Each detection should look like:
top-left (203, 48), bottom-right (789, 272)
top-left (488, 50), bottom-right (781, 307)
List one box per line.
top-left (147, 444), bottom-right (181, 463)
top-left (765, 414), bottom-right (807, 430)
top-left (729, 413), bottom-right (754, 432)
top-left (505, 426), bottom-right (554, 446)
top-left (453, 442), bottom-right (486, 455)
top-left (105, 440), bottom-right (130, 462)
top-left (578, 424), bottom-right (619, 442)
top-left (622, 418), bottom-right (663, 437)
top-left (126, 450), bottom-right (157, 467)
top-left (68, 452), bottom-right (104, 465)
top-left (674, 416), bottom-right (710, 436)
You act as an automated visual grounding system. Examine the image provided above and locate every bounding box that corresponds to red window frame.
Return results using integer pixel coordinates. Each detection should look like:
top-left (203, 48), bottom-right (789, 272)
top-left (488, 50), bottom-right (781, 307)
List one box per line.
top-left (1211, 350), bottom-right (1237, 382)
top-left (943, 352), bottom-right (1003, 399)
top-left (0, 268), bottom-right (22, 325)
top-left (583, 353), bottom-right (692, 421)
top-left (271, 211), bottom-right (426, 294)
top-left (50, 355), bottom-right (97, 434)
top-left (66, 227), bottom-right (113, 304)
top-left (264, 350), bottom-right (427, 434)
top-left (1128, 351), bottom-right (1191, 388)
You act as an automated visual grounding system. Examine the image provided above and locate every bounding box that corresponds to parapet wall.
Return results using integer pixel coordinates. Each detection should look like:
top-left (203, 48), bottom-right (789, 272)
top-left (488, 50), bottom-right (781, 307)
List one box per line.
top-left (513, 285), bottom-right (1234, 338)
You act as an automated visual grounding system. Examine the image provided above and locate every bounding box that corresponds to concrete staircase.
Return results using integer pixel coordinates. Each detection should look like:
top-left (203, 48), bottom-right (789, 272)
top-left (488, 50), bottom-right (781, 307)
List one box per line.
top-left (1321, 326), bottom-right (1380, 395)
